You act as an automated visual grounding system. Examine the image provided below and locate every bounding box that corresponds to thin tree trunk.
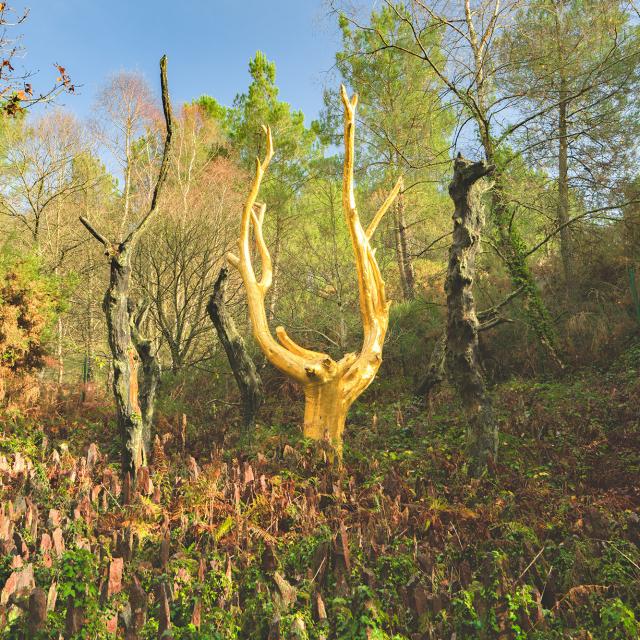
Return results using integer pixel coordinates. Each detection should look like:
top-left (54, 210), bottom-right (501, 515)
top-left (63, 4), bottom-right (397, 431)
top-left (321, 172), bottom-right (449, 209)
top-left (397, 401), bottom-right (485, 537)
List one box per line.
top-left (82, 198), bottom-right (94, 402)
top-left (446, 154), bottom-right (496, 475)
top-left (81, 273), bottom-right (94, 403)
top-left (558, 75), bottom-right (572, 292)
top-left (267, 224), bottom-right (282, 323)
top-left (86, 279), bottom-right (94, 382)
top-left (477, 112), bottom-right (562, 366)
top-left (56, 317), bottom-right (64, 385)
top-left (394, 198), bottom-right (409, 299)
top-left (490, 171), bottom-right (563, 368)
top-left (207, 267), bottom-right (264, 432)
top-left (395, 190), bottom-right (416, 300)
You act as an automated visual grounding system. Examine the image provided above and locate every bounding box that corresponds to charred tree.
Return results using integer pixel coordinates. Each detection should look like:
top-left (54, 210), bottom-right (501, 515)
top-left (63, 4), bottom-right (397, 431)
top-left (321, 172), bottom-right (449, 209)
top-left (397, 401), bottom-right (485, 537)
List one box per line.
top-left (207, 266), bottom-right (264, 433)
top-left (446, 153), bottom-right (496, 474)
top-left (79, 55), bottom-right (174, 480)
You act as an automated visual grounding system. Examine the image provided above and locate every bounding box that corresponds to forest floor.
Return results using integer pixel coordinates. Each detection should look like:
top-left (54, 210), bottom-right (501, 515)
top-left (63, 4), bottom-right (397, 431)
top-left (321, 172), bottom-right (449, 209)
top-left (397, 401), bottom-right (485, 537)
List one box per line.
top-left (0, 341), bottom-right (639, 639)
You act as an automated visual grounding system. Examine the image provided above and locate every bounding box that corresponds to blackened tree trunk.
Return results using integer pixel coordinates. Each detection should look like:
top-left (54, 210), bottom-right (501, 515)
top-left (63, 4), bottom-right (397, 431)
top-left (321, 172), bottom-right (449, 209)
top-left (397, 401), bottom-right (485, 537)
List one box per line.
top-left (446, 154), bottom-right (496, 475)
top-left (207, 267), bottom-right (264, 432)
top-left (103, 245), bottom-right (146, 477)
top-left (130, 300), bottom-right (160, 458)
top-left (79, 55), bottom-right (173, 482)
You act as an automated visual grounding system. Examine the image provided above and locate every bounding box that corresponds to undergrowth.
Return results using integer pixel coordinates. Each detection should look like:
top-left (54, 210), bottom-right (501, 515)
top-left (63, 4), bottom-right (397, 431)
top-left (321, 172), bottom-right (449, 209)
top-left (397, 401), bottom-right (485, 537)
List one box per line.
top-left (0, 347), bottom-right (639, 639)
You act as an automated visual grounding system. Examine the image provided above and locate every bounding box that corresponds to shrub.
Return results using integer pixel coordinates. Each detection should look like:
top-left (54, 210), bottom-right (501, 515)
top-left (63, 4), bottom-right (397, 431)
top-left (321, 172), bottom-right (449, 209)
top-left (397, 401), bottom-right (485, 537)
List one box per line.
top-left (0, 242), bottom-right (62, 405)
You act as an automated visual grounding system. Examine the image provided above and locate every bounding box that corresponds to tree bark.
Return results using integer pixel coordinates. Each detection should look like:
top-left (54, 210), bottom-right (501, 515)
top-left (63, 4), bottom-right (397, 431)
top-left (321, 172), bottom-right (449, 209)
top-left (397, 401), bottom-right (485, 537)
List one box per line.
top-left (415, 288), bottom-right (522, 406)
top-left (207, 267), bottom-right (264, 432)
top-left (302, 378), bottom-right (347, 445)
top-left (104, 246), bottom-right (147, 478)
top-left (81, 276), bottom-right (94, 403)
top-left (394, 198), bottom-right (408, 299)
top-left (130, 300), bottom-right (160, 458)
top-left (446, 154), bottom-right (496, 475)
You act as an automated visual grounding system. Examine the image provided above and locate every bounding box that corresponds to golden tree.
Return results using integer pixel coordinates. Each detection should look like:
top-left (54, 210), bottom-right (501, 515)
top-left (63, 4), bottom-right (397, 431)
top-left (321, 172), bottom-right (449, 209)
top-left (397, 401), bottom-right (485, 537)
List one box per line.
top-left (228, 86), bottom-right (401, 454)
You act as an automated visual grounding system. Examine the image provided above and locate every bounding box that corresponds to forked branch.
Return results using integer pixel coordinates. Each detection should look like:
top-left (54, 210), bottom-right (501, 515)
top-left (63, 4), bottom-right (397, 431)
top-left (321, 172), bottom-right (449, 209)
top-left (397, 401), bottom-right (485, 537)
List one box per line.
top-left (227, 126), bottom-right (314, 384)
top-left (339, 85), bottom-right (394, 400)
top-left (80, 55), bottom-right (174, 250)
top-left (229, 85), bottom-right (400, 450)
top-left (124, 54), bottom-right (175, 246)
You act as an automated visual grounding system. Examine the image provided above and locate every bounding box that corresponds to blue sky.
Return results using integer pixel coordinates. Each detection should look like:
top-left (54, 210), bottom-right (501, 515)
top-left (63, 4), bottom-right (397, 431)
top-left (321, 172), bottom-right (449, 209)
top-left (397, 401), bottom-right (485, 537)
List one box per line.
top-left (18, 1), bottom-right (346, 123)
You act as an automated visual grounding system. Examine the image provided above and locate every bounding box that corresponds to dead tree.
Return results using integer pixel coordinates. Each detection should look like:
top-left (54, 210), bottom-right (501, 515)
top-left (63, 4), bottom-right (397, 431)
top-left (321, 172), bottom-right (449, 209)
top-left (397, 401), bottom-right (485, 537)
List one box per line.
top-left (79, 55), bottom-right (173, 480)
top-left (129, 300), bottom-right (160, 456)
top-left (446, 153), bottom-right (496, 474)
top-left (207, 266), bottom-right (264, 432)
top-left (228, 86), bottom-right (401, 456)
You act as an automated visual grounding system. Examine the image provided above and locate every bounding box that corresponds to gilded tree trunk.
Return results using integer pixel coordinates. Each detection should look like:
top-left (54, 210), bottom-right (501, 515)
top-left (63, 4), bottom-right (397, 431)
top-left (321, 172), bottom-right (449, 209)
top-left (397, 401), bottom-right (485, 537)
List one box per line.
top-left (446, 155), bottom-right (496, 475)
top-left (104, 246), bottom-right (146, 479)
top-left (207, 267), bottom-right (264, 432)
top-left (302, 378), bottom-right (348, 449)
